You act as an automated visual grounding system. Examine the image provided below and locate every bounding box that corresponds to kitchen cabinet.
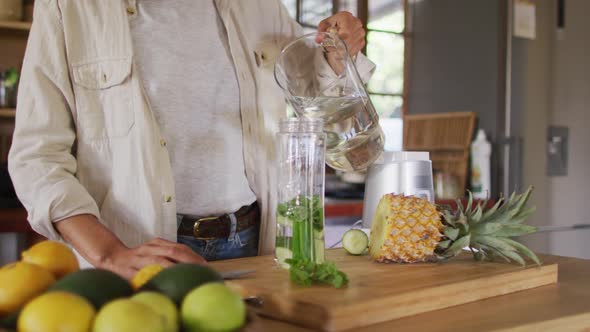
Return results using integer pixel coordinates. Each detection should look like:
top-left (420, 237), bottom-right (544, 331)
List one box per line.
top-left (0, 14), bottom-right (29, 164)
top-left (0, 21), bottom-right (30, 31)
top-left (0, 18), bottom-right (29, 264)
top-left (0, 20), bottom-right (29, 72)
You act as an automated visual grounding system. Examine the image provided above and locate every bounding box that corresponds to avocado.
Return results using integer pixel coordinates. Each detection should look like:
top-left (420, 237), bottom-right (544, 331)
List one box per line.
top-left (140, 264), bottom-right (223, 305)
top-left (48, 269), bottom-right (133, 309)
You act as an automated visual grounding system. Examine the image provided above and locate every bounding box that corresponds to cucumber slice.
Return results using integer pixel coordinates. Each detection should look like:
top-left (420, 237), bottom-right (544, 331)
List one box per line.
top-left (342, 229), bottom-right (369, 255)
top-left (275, 246), bottom-right (293, 269)
top-left (277, 214), bottom-right (292, 226)
top-left (314, 237), bottom-right (325, 264)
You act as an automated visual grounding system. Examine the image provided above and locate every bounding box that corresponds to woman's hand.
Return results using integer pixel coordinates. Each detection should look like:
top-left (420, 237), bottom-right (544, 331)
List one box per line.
top-left (99, 238), bottom-right (207, 279)
top-left (317, 11), bottom-right (366, 57)
top-left (55, 214), bottom-right (206, 280)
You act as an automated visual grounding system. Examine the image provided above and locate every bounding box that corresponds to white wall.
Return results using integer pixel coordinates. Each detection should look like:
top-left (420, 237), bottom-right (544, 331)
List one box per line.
top-left (547, 0), bottom-right (590, 259)
top-left (407, 0), bottom-right (506, 197)
top-left (407, 0), bottom-right (503, 138)
top-left (517, 0), bottom-right (590, 259)
top-left (406, 0), bottom-right (589, 258)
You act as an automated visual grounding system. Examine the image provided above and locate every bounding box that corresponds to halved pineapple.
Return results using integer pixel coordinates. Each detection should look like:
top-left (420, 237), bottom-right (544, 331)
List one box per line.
top-left (369, 195), bottom-right (442, 263)
top-left (369, 187), bottom-right (541, 265)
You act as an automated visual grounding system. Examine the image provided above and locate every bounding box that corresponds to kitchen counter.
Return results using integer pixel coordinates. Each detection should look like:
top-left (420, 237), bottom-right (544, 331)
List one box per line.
top-left (215, 254), bottom-right (590, 332)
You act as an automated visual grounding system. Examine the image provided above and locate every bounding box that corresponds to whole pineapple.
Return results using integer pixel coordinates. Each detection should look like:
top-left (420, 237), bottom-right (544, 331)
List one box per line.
top-left (369, 187), bottom-right (540, 266)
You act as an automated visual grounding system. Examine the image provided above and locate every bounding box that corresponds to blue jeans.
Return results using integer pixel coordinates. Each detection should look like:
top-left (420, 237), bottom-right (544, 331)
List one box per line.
top-left (176, 215), bottom-right (259, 261)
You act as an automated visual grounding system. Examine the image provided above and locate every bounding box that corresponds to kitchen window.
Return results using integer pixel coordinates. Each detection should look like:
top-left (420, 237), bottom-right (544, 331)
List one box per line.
top-left (280, 0), bottom-right (408, 151)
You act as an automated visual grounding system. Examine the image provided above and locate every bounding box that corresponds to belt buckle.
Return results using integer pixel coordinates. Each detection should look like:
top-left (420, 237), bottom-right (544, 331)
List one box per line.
top-left (193, 216), bottom-right (217, 240)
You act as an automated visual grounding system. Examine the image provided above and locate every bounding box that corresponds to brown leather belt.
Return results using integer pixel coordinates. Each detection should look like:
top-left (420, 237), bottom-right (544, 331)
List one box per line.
top-left (177, 202), bottom-right (260, 240)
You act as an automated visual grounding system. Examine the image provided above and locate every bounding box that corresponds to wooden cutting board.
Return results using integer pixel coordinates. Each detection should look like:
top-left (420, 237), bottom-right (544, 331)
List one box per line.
top-left (211, 249), bottom-right (558, 332)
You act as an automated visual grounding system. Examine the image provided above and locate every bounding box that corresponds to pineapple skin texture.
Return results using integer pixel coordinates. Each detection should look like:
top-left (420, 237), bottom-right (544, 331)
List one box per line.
top-left (369, 194), bottom-right (443, 263)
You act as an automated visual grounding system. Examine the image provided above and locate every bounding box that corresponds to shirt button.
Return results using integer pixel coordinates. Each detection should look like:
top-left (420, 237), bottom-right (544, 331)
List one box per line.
top-left (126, 7), bottom-right (136, 15)
top-left (160, 139), bottom-right (167, 147)
top-left (164, 195), bottom-right (172, 203)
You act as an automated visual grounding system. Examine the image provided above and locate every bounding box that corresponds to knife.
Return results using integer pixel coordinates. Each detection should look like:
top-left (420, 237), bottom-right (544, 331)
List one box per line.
top-left (220, 269), bottom-right (255, 280)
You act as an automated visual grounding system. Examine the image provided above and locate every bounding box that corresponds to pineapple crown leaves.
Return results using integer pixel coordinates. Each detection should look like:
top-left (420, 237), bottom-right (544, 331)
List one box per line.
top-left (436, 186), bottom-right (541, 266)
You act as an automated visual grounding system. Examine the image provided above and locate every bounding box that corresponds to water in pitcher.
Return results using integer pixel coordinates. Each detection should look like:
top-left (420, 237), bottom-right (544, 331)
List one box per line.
top-left (290, 95), bottom-right (385, 171)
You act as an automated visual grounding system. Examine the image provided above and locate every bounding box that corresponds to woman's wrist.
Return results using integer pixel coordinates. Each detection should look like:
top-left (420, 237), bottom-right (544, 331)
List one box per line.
top-left (54, 214), bottom-right (128, 269)
top-left (93, 240), bottom-right (128, 270)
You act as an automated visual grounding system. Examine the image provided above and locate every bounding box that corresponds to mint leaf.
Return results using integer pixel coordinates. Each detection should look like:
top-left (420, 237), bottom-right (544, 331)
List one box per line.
top-left (285, 258), bottom-right (349, 288)
top-left (277, 195), bottom-right (324, 232)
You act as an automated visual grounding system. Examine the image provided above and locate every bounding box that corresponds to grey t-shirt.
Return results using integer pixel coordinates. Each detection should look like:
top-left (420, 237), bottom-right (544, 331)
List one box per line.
top-left (130, 0), bottom-right (256, 216)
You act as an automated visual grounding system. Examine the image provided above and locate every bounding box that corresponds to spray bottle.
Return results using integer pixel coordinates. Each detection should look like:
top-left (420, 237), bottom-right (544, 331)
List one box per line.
top-left (471, 129), bottom-right (491, 199)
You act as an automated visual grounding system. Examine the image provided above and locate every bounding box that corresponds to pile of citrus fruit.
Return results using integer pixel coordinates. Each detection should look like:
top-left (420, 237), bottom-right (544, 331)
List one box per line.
top-left (0, 240), bottom-right (247, 332)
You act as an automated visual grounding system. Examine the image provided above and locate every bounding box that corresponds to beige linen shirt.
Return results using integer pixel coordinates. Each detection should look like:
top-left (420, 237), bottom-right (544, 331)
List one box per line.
top-left (9, 0), bottom-right (375, 256)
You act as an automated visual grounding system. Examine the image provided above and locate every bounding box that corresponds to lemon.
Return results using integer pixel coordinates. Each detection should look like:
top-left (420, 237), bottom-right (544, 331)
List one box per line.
top-left (18, 291), bottom-right (95, 332)
top-left (21, 240), bottom-right (79, 279)
top-left (0, 262), bottom-right (56, 316)
top-left (131, 264), bottom-right (164, 290)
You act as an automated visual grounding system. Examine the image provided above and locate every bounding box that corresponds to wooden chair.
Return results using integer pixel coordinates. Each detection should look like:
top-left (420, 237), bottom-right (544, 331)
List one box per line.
top-left (403, 112), bottom-right (477, 193)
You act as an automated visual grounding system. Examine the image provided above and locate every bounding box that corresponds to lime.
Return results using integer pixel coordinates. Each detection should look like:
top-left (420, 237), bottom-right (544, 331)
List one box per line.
top-left (49, 269), bottom-right (133, 309)
top-left (181, 283), bottom-right (246, 332)
top-left (131, 292), bottom-right (178, 332)
top-left (93, 299), bottom-right (166, 332)
top-left (141, 264), bottom-right (222, 305)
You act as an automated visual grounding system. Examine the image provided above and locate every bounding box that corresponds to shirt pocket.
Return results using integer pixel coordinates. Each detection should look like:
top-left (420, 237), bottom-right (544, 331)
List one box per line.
top-left (72, 58), bottom-right (135, 140)
top-left (253, 41), bottom-right (281, 71)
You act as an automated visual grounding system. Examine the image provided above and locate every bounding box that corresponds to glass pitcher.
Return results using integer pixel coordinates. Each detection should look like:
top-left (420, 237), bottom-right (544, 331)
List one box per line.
top-left (274, 32), bottom-right (384, 172)
top-left (275, 118), bottom-right (326, 268)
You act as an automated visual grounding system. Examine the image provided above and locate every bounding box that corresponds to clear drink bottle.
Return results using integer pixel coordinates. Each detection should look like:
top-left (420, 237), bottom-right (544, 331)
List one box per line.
top-left (275, 118), bottom-right (326, 268)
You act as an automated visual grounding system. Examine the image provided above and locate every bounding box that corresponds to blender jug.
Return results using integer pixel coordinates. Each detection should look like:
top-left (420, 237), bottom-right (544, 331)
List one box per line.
top-left (274, 32), bottom-right (384, 172)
